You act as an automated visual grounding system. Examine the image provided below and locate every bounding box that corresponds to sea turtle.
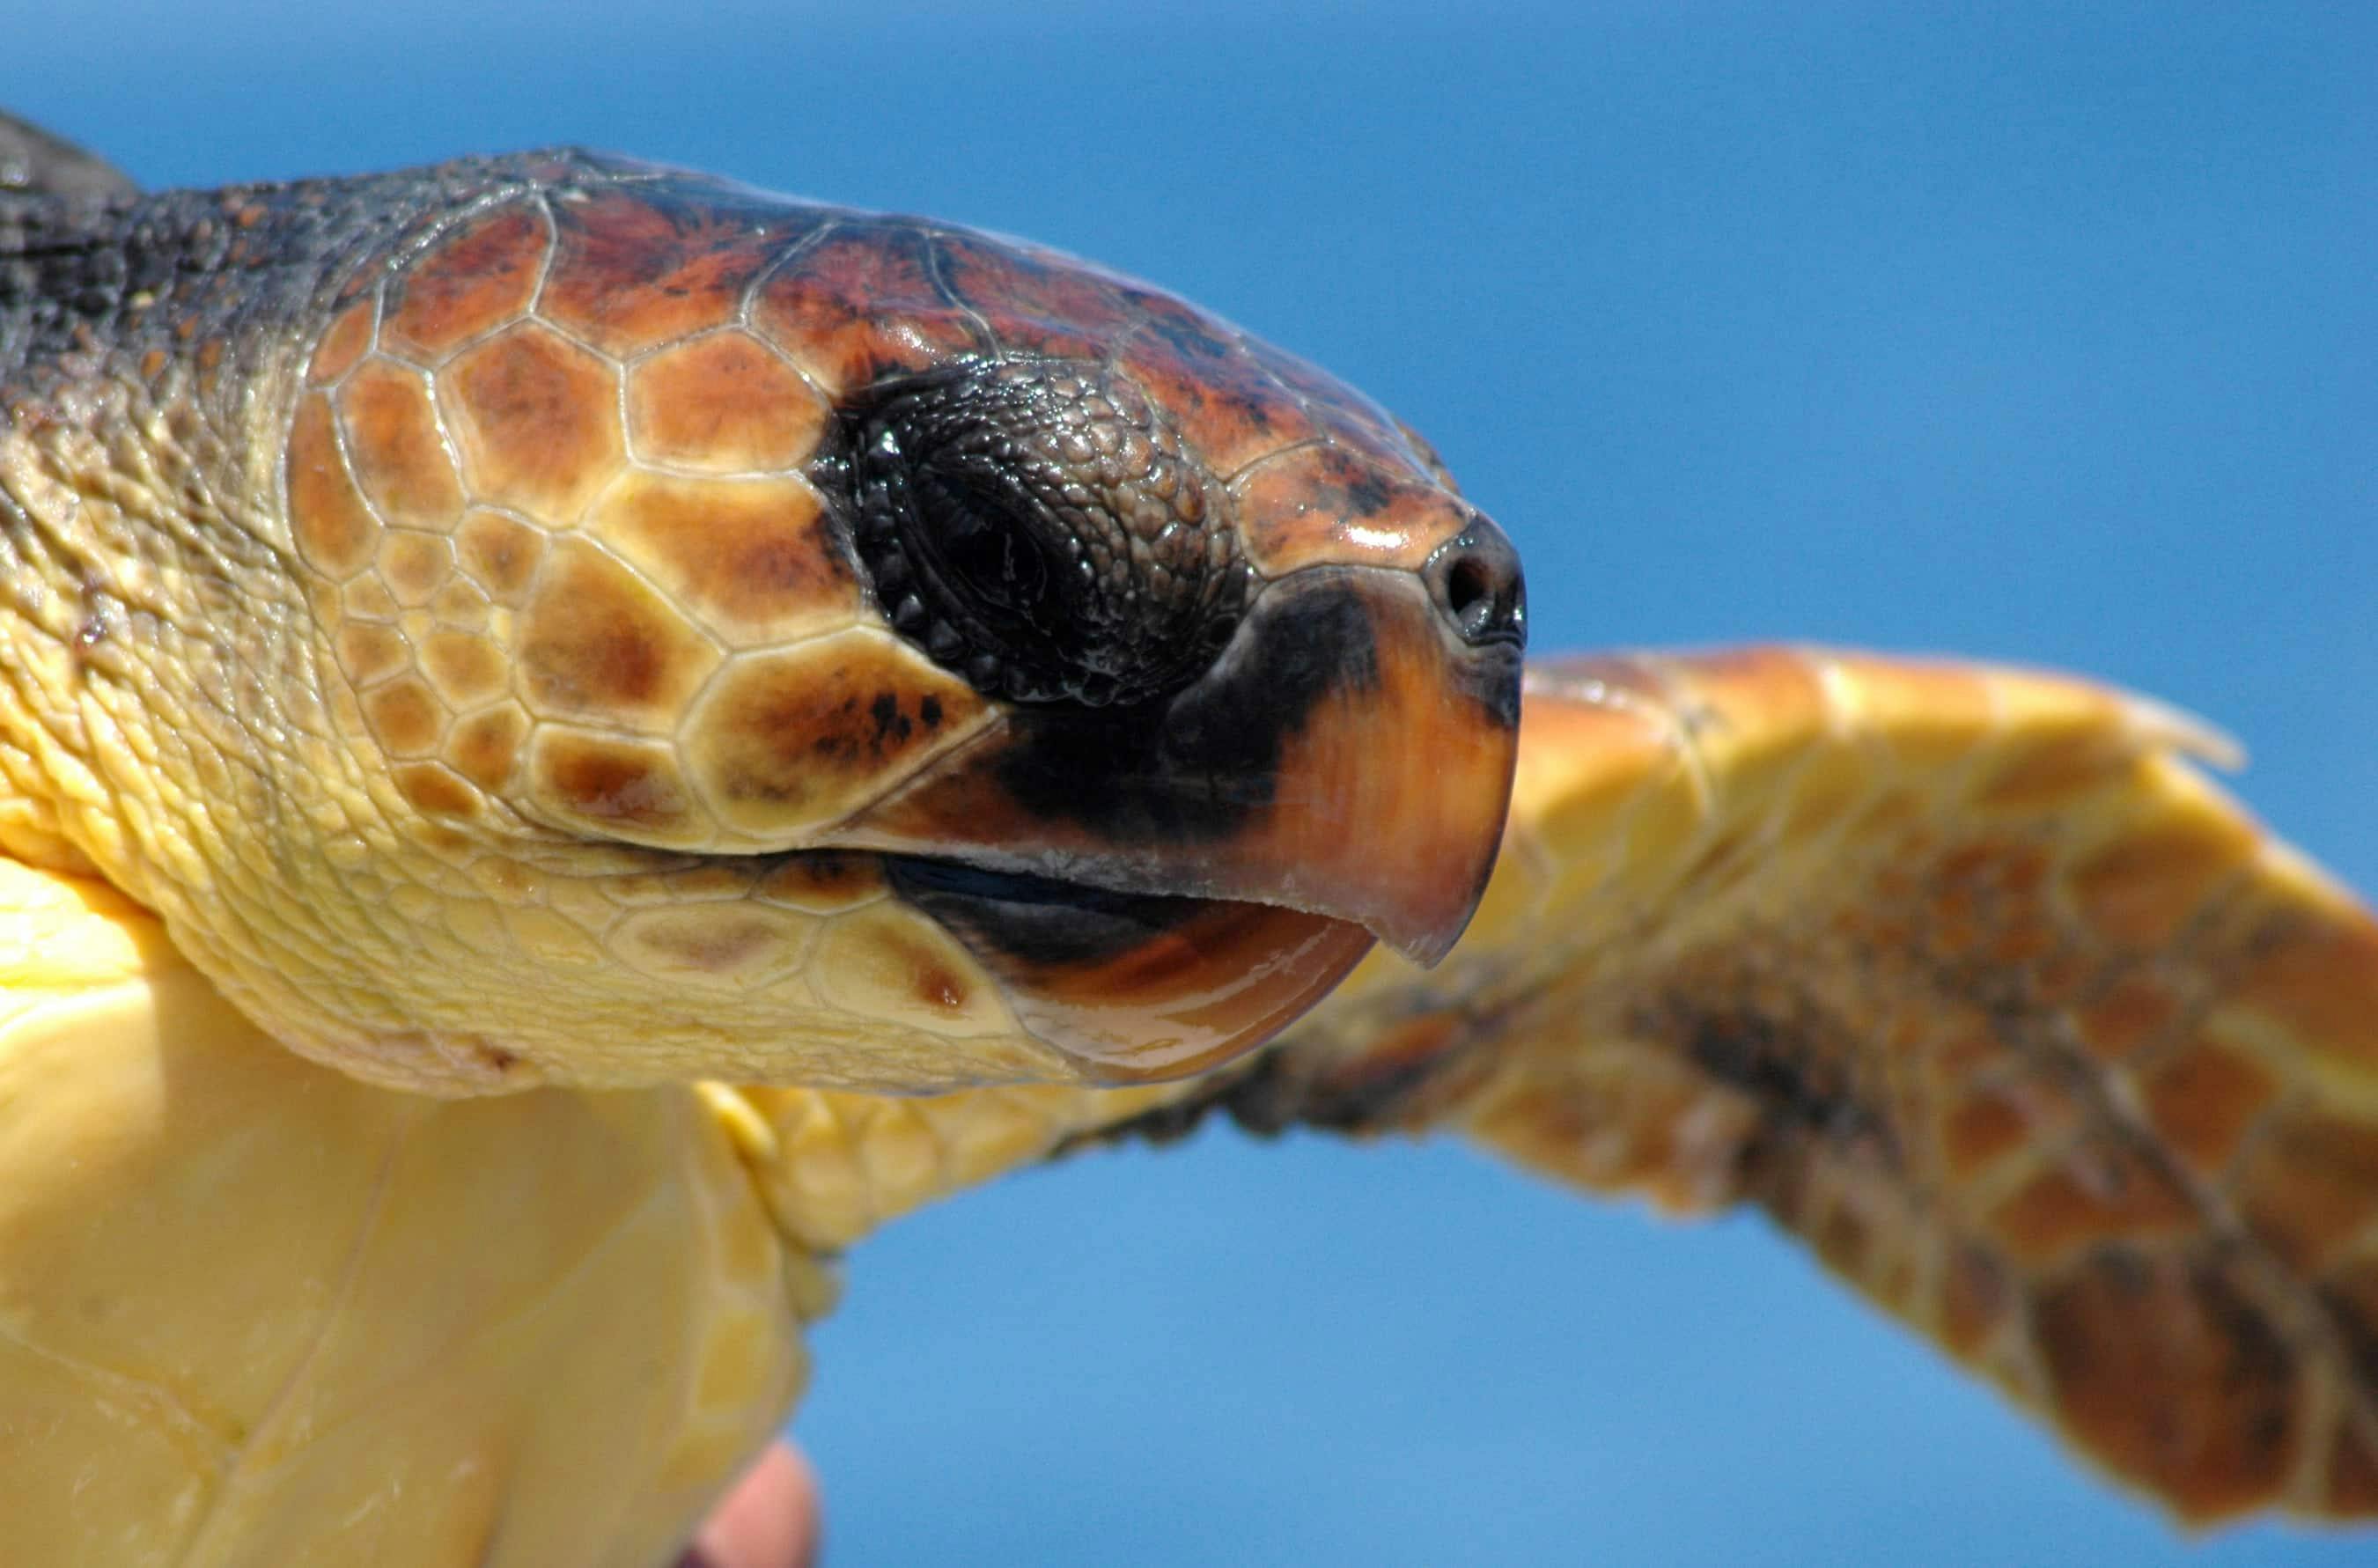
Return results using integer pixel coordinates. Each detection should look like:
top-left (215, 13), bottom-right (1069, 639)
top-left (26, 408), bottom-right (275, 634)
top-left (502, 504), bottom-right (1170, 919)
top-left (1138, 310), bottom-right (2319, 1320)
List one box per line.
top-left (2, 114), bottom-right (2374, 1564)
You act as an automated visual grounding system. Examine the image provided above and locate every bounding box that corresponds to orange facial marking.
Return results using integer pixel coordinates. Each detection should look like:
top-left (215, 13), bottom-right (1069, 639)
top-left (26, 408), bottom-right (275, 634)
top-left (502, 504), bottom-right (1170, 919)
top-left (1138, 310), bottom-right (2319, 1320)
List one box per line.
top-left (625, 331), bottom-right (828, 473)
top-left (596, 471), bottom-right (858, 647)
top-left (2035, 1253), bottom-right (2299, 1520)
top-left (2138, 1040), bottom-right (2279, 1176)
top-left (527, 726), bottom-right (707, 844)
top-left (541, 190), bottom-right (781, 357)
top-left (362, 674), bottom-right (449, 759)
top-left (394, 761), bottom-right (482, 820)
top-left (2235, 1111), bottom-right (2378, 1273)
top-left (381, 205), bottom-right (548, 361)
top-left (751, 224), bottom-right (980, 395)
top-left (418, 629), bottom-right (509, 708)
top-left (285, 394), bottom-right (380, 579)
top-left (517, 539), bottom-right (721, 731)
top-left (1233, 444), bottom-right (1470, 578)
top-left (444, 703), bottom-right (530, 791)
top-left (755, 852), bottom-right (887, 913)
top-left (445, 323), bottom-right (625, 522)
top-left (336, 359), bottom-right (465, 528)
top-left (377, 531), bottom-right (453, 607)
top-left (685, 632), bottom-right (987, 836)
top-left (453, 509), bottom-right (546, 604)
top-left (306, 298), bottom-right (375, 386)
top-left (1116, 328), bottom-right (1317, 479)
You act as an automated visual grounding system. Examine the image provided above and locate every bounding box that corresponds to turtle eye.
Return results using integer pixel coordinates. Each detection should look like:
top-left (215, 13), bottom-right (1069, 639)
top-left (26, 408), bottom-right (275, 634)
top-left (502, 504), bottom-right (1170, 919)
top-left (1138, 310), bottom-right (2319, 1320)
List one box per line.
top-left (904, 453), bottom-right (1063, 629)
top-left (838, 357), bottom-right (1248, 707)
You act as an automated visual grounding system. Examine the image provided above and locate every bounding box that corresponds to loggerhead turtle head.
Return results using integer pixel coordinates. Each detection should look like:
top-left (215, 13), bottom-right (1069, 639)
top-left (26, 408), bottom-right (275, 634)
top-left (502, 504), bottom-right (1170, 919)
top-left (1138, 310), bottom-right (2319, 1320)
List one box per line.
top-left (34, 155), bottom-right (1524, 1093)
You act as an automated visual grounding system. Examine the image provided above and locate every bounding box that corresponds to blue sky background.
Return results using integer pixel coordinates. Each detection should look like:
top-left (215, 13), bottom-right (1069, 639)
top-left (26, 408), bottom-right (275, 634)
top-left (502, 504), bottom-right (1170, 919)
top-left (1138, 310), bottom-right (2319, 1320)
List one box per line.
top-left (15, 2), bottom-right (2376, 1562)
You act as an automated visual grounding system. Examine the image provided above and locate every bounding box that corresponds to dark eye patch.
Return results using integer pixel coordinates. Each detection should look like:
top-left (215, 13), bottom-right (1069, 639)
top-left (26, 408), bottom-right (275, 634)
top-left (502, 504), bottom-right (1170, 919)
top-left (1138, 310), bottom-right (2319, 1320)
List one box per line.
top-left (825, 355), bottom-right (1248, 708)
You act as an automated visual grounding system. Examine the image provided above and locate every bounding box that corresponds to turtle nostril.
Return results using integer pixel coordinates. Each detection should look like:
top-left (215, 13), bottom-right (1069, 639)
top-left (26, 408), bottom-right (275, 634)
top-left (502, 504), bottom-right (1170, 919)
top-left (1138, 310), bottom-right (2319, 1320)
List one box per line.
top-left (1425, 522), bottom-right (1527, 650)
top-left (1447, 556), bottom-right (1493, 622)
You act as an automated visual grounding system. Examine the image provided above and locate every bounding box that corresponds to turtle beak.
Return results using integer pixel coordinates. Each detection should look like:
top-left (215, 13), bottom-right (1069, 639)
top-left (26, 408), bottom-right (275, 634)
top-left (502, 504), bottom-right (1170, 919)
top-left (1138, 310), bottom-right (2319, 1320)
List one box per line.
top-left (832, 563), bottom-right (1523, 967)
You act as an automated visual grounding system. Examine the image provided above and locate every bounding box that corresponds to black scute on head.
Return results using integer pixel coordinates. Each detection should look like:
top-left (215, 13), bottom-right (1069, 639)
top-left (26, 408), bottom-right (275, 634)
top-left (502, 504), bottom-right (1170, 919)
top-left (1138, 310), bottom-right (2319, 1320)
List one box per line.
top-left (0, 113), bottom-right (138, 201)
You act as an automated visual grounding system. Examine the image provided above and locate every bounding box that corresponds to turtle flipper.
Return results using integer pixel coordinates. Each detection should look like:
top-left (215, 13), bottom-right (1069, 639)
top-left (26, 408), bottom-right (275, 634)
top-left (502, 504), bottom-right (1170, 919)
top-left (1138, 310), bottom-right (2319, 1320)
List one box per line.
top-left (0, 112), bottom-right (136, 199)
top-left (1161, 649), bottom-right (2378, 1526)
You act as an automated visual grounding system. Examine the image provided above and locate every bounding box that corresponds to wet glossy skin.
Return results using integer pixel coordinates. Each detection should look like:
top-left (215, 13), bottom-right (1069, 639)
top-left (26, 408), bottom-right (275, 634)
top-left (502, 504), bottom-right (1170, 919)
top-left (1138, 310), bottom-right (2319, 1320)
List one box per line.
top-left (0, 152), bottom-right (1522, 1093)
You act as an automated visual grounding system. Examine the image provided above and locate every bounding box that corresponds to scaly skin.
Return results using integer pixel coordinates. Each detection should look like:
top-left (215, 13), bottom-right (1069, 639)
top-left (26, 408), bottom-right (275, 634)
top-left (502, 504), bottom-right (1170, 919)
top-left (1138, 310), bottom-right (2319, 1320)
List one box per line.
top-left (0, 138), bottom-right (1524, 1564)
top-left (0, 151), bottom-right (1520, 1098)
top-left (4, 126), bottom-right (2377, 1562)
top-left (12, 646), bottom-right (2376, 1562)
top-left (922, 653), bottom-right (2378, 1525)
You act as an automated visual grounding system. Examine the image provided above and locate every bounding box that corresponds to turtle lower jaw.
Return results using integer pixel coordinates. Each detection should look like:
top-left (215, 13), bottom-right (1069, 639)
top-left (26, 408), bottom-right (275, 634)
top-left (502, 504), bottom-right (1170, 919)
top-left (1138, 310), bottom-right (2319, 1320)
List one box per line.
top-left (879, 854), bottom-right (1375, 1083)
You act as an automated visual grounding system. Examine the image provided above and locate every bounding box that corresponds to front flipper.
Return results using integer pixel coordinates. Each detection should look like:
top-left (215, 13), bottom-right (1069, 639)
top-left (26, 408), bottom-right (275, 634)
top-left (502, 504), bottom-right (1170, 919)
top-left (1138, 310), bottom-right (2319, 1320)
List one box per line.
top-left (1135, 649), bottom-right (2378, 1525)
top-left (717, 648), bottom-right (2378, 1525)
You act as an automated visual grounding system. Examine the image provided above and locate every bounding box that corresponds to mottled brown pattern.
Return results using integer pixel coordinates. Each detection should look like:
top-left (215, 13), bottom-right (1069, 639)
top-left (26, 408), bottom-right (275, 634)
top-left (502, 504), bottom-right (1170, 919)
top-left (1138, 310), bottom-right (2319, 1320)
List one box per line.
top-left (1114, 320), bottom-right (1319, 478)
top-left (361, 675), bottom-right (446, 759)
top-left (1139, 649), bottom-right (2378, 1527)
top-left (393, 761), bottom-right (481, 820)
top-left (516, 538), bottom-right (719, 730)
top-left (753, 852), bottom-right (885, 913)
top-left (443, 703), bottom-right (529, 791)
top-left (682, 633), bottom-right (982, 835)
top-left (2035, 1252), bottom-right (2302, 1519)
top-left (453, 509), bottom-right (543, 602)
top-left (527, 727), bottom-right (701, 841)
top-left (1247, 338), bottom-right (1428, 467)
top-left (934, 231), bottom-right (1137, 355)
top-left (2140, 1043), bottom-right (2279, 1175)
top-left (380, 204), bottom-right (548, 361)
top-left (376, 530), bottom-right (452, 607)
top-left (284, 393), bottom-right (378, 578)
top-left (332, 621), bottom-right (408, 688)
top-left (625, 330), bottom-right (826, 472)
top-left (2236, 1114), bottom-right (2378, 1274)
top-left (337, 359), bottom-right (464, 527)
top-left (597, 472), bottom-right (855, 645)
top-left (417, 629), bottom-right (506, 708)
top-left (540, 188), bottom-right (788, 357)
top-left (443, 324), bottom-right (621, 520)
top-left (750, 223), bottom-right (980, 394)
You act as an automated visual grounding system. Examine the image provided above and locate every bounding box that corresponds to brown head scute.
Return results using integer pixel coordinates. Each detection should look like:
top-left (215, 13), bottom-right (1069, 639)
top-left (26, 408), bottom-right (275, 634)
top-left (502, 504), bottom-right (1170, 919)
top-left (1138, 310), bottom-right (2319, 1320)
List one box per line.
top-left (233, 154), bottom-right (1520, 1094)
top-left (380, 206), bottom-right (548, 359)
top-left (445, 325), bottom-right (622, 519)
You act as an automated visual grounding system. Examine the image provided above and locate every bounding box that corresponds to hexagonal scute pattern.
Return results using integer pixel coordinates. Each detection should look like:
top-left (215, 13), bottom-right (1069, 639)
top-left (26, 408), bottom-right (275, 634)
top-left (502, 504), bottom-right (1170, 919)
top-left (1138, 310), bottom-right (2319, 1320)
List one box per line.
top-left (282, 166), bottom-right (1473, 859)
